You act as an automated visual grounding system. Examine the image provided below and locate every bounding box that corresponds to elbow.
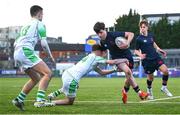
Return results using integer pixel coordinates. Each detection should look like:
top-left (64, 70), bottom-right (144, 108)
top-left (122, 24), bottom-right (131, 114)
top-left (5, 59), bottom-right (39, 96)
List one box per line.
top-left (130, 32), bottom-right (134, 38)
top-left (125, 32), bottom-right (134, 40)
top-left (99, 72), bottom-right (106, 76)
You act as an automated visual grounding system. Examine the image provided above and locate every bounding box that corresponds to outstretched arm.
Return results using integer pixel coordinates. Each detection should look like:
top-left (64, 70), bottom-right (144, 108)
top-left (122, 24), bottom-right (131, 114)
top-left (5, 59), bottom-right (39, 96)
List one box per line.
top-left (94, 66), bottom-right (116, 76)
top-left (106, 58), bottom-right (129, 65)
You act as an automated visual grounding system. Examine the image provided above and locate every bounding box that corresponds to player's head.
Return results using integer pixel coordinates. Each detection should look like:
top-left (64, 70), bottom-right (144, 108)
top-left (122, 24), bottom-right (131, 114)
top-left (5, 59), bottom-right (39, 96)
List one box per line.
top-left (30, 5), bottom-right (43, 21)
top-left (92, 44), bottom-right (107, 57)
top-left (93, 22), bottom-right (107, 40)
top-left (139, 19), bottom-right (149, 35)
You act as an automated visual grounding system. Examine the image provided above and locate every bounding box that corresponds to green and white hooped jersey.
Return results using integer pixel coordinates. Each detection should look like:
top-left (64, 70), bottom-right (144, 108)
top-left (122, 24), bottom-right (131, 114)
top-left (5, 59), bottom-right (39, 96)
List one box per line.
top-left (67, 53), bottom-right (107, 82)
top-left (14, 18), bottom-right (46, 50)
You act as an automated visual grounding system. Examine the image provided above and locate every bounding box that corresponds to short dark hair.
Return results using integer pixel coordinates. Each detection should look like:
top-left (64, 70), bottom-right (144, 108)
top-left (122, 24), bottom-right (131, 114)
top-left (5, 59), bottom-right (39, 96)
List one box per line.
top-left (139, 19), bottom-right (149, 27)
top-left (93, 22), bottom-right (105, 34)
top-left (30, 5), bottom-right (43, 17)
top-left (92, 44), bottom-right (106, 51)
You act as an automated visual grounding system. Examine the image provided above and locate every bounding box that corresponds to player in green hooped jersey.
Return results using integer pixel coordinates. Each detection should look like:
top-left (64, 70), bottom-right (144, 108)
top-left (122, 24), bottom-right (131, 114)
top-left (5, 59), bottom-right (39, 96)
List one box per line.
top-left (47, 44), bottom-right (129, 106)
top-left (12, 5), bottom-right (55, 110)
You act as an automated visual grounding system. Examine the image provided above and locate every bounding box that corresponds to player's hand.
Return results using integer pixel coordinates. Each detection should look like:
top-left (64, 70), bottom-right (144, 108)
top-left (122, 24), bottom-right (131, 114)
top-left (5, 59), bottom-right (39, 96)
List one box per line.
top-left (159, 49), bottom-right (167, 57)
top-left (112, 65), bottom-right (118, 72)
top-left (119, 42), bottom-right (129, 49)
top-left (118, 58), bottom-right (129, 65)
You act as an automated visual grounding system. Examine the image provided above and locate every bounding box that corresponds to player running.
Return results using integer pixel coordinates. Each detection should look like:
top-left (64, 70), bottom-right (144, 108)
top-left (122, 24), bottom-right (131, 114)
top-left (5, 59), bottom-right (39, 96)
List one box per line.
top-left (47, 44), bottom-right (128, 105)
top-left (12, 5), bottom-right (55, 110)
top-left (134, 19), bottom-right (173, 100)
top-left (93, 22), bottom-right (149, 104)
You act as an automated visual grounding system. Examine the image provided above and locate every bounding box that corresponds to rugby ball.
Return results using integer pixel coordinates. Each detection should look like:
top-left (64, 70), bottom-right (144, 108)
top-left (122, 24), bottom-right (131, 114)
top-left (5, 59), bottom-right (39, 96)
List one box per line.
top-left (115, 37), bottom-right (129, 49)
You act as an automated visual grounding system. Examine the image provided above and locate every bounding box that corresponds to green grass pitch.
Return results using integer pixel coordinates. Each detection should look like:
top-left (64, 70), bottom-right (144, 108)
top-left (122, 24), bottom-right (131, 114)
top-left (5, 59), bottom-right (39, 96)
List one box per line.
top-left (0, 77), bottom-right (180, 114)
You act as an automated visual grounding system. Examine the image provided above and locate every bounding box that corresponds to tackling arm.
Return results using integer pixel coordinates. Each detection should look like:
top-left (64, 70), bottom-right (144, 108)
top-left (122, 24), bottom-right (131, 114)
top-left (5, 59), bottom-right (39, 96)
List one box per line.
top-left (94, 66), bottom-right (116, 76)
top-left (106, 59), bottom-right (129, 65)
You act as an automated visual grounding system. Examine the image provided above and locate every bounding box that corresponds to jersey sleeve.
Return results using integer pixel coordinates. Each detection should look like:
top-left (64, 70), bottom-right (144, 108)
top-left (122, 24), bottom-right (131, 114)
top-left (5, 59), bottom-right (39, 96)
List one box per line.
top-left (38, 22), bottom-right (47, 40)
top-left (151, 33), bottom-right (155, 43)
top-left (135, 37), bottom-right (141, 50)
top-left (95, 56), bottom-right (107, 64)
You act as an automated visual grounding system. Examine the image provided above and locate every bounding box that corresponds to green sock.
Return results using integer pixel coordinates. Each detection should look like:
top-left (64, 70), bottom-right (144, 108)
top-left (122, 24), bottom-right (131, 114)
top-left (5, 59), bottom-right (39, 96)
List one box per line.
top-left (16, 91), bottom-right (26, 102)
top-left (36, 90), bottom-right (45, 102)
top-left (53, 89), bottom-right (62, 97)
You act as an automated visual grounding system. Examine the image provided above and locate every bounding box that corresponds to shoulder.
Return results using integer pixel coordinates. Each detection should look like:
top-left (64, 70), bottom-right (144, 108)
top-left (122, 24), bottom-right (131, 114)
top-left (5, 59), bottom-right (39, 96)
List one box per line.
top-left (38, 21), bottom-right (45, 27)
top-left (108, 31), bottom-right (125, 37)
top-left (37, 21), bottom-right (46, 33)
top-left (148, 32), bottom-right (154, 37)
top-left (136, 35), bottom-right (142, 41)
top-left (88, 53), bottom-right (96, 59)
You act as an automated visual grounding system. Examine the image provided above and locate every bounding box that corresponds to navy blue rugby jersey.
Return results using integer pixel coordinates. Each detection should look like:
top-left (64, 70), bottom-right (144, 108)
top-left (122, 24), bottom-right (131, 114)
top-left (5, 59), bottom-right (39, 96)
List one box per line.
top-left (100, 31), bottom-right (133, 60)
top-left (135, 33), bottom-right (160, 60)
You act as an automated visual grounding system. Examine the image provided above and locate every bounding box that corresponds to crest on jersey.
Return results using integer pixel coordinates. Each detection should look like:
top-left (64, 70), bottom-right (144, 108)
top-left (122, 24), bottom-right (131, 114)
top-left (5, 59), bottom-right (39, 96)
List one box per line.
top-left (143, 40), bottom-right (147, 42)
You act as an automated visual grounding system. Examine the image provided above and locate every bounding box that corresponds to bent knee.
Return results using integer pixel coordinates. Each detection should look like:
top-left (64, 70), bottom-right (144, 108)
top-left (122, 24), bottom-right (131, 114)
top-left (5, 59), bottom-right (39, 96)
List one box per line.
top-left (43, 69), bottom-right (52, 78)
top-left (161, 69), bottom-right (169, 75)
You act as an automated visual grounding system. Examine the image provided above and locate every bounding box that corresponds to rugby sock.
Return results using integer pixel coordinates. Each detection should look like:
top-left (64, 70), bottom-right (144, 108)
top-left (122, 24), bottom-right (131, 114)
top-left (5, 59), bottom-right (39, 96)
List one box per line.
top-left (147, 79), bottom-right (152, 89)
top-left (36, 90), bottom-right (45, 102)
top-left (53, 89), bottom-right (62, 97)
top-left (162, 75), bottom-right (169, 86)
top-left (133, 86), bottom-right (140, 93)
top-left (16, 91), bottom-right (26, 102)
top-left (124, 86), bottom-right (130, 93)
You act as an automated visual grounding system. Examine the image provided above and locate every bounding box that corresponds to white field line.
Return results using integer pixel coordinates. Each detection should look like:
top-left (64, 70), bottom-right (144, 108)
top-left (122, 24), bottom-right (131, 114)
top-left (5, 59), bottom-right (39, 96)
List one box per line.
top-left (25, 96), bottom-right (180, 104)
top-left (140, 96), bottom-right (180, 103)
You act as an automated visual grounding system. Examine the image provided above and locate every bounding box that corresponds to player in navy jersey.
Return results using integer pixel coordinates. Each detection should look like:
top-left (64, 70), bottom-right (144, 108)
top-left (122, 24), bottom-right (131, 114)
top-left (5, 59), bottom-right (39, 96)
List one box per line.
top-left (134, 20), bottom-right (173, 100)
top-left (93, 22), bottom-right (149, 104)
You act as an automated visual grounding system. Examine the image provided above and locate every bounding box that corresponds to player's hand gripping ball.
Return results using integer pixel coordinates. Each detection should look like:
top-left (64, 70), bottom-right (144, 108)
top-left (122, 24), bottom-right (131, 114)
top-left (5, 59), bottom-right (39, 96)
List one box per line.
top-left (115, 37), bottom-right (129, 49)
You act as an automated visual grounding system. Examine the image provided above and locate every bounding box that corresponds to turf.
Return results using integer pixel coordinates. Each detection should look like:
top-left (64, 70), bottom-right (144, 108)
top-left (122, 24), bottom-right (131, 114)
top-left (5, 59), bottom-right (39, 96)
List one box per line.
top-left (0, 77), bottom-right (180, 114)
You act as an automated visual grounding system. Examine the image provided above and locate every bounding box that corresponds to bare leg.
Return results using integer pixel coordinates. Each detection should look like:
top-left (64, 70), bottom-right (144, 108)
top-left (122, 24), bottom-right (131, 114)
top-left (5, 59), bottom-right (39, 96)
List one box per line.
top-left (118, 63), bottom-right (148, 103)
top-left (146, 74), bottom-right (154, 99)
top-left (32, 61), bottom-right (52, 91)
top-left (118, 63), bottom-right (137, 88)
top-left (124, 79), bottom-right (130, 88)
top-left (53, 97), bottom-right (75, 105)
top-left (31, 61), bottom-right (52, 104)
top-left (12, 69), bottom-right (41, 110)
top-left (22, 69), bottom-right (41, 94)
top-left (159, 64), bottom-right (172, 97)
top-left (147, 74), bottom-right (154, 81)
top-left (159, 64), bottom-right (169, 85)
